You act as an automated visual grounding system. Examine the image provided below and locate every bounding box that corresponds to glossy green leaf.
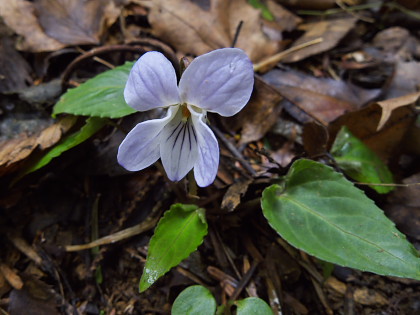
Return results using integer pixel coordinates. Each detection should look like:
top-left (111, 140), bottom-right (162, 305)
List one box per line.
top-left (331, 126), bottom-right (394, 194)
top-left (235, 297), bottom-right (273, 315)
top-left (140, 204), bottom-right (208, 292)
top-left (172, 285), bottom-right (216, 315)
top-left (262, 159), bottom-right (420, 280)
top-left (53, 62), bottom-right (136, 118)
top-left (17, 117), bottom-right (107, 178)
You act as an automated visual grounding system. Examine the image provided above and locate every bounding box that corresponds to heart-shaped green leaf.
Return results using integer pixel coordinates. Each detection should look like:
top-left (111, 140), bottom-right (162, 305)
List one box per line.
top-left (262, 159), bottom-right (420, 280)
top-left (172, 285), bottom-right (216, 315)
top-left (235, 297), bottom-right (273, 315)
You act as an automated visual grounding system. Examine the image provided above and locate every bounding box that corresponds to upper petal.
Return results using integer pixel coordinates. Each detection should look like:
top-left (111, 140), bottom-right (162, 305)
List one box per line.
top-left (124, 51), bottom-right (180, 112)
top-left (160, 107), bottom-right (199, 182)
top-left (190, 107), bottom-right (219, 187)
top-left (117, 106), bottom-right (177, 171)
top-left (179, 48), bottom-right (254, 117)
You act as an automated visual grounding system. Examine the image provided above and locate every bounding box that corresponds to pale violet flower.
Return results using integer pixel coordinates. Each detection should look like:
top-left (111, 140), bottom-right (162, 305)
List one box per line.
top-left (117, 48), bottom-right (254, 187)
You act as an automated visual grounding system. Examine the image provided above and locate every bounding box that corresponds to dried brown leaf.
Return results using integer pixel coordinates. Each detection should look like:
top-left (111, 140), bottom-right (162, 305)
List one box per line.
top-left (283, 17), bottom-right (357, 63)
top-left (221, 178), bottom-right (252, 212)
top-left (33, 0), bottom-right (121, 45)
top-left (328, 100), bottom-right (416, 162)
top-left (302, 121), bottom-right (329, 157)
top-left (263, 68), bottom-right (381, 124)
top-left (376, 92), bottom-right (420, 131)
top-left (142, 0), bottom-right (281, 62)
top-left (0, 36), bottom-right (33, 93)
top-left (0, 0), bottom-right (64, 52)
top-left (231, 77), bottom-right (283, 145)
top-left (0, 116), bottom-right (77, 176)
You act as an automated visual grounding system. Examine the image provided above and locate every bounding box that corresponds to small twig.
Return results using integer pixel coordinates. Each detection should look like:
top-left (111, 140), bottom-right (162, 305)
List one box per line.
top-left (61, 44), bottom-right (149, 86)
top-left (253, 38), bottom-right (323, 73)
top-left (355, 182), bottom-right (420, 187)
top-left (231, 21), bottom-right (244, 48)
top-left (65, 212), bottom-right (161, 252)
top-left (335, 0), bottom-right (375, 23)
top-left (211, 125), bottom-right (256, 176)
top-left (230, 260), bottom-right (260, 301)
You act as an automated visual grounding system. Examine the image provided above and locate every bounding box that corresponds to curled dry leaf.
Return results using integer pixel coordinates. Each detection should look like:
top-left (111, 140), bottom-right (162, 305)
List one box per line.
top-left (141, 0), bottom-right (281, 62)
top-left (0, 116), bottom-right (77, 176)
top-left (328, 99), bottom-right (416, 162)
top-left (221, 178), bottom-right (252, 212)
top-left (263, 68), bottom-right (380, 124)
top-left (33, 0), bottom-right (121, 45)
top-left (0, 0), bottom-right (64, 52)
top-left (376, 92), bottom-right (420, 131)
top-left (282, 17), bottom-right (357, 63)
top-left (0, 0), bottom-right (121, 52)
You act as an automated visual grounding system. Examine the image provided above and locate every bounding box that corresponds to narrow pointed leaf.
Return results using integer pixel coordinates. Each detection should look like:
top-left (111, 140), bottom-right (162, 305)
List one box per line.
top-left (172, 285), bottom-right (216, 315)
top-left (235, 297), bottom-right (273, 315)
top-left (262, 159), bottom-right (420, 280)
top-left (53, 62), bottom-right (136, 118)
top-left (140, 204), bottom-right (208, 292)
top-left (331, 126), bottom-right (394, 194)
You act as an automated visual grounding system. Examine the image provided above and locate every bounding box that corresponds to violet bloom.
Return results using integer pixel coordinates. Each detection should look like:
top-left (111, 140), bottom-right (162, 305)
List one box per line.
top-left (117, 48), bottom-right (254, 187)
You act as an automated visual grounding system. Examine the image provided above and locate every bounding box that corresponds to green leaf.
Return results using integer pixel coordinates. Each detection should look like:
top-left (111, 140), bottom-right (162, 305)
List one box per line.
top-left (331, 126), bottom-right (394, 194)
top-left (261, 159), bottom-right (420, 280)
top-left (248, 0), bottom-right (275, 21)
top-left (235, 297), bottom-right (273, 315)
top-left (17, 117), bottom-right (107, 178)
top-left (172, 285), bottom-right (216, 315)
top-left (140, 204), bottom-right (208, 292)
top-left (53, 62), bottom-right (136, 118)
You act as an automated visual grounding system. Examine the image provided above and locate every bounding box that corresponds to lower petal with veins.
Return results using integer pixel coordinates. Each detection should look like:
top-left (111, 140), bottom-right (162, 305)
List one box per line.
top-left (117, 106), bottom-right (177, 171)
top-left (160, 106), bottom-right (199, 181)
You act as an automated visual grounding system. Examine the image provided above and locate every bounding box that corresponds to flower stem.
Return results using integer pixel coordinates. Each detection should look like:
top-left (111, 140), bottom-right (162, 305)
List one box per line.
top-left (187, 171), bottom-right (198, 199)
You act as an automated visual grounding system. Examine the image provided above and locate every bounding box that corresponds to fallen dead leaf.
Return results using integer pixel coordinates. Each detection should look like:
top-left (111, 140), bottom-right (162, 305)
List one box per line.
top-left (0, 0), bottom-right (64, 52)
top-left (228, 76), bottom-right (283, 145)
top-left (0, 34), bottom-right (33, 93)
top-left (302, 121), bottom-right (329, 157)
top-left (221, 178), bottom-right (252, 212)
top-left (0, 116), bottom-right (77, 176)
top-left (282, 17), bottom-right (357, 63)
top-left (33, 0), bottom-right (121, 45)
top-left (385, 61), bottom-right (420, 99)
top-left (266, 0), bottom-right (302, 32)
top-left (264, 68), bottom-right (381, 110)
top-left (8, 276), bottom-right (59, 315)
top-left (140, 0), bottom-right (282, 62)
top-left (376, 92), bottom-right (420, 130)
top-left (328, 100), bottom-right (416, 162)
top-left (353, 288), bottom-right (388, 306)
top-left (277, 85), bottom-right (356, 125)
top-left (0, 263), bottom-right (23, 290)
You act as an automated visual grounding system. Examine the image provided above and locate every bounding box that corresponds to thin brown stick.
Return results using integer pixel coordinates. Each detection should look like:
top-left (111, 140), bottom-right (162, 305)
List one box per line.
top-left (253, 38), bottom-right (323, 73)
top-left (65, 215), bottom-right (160, 252)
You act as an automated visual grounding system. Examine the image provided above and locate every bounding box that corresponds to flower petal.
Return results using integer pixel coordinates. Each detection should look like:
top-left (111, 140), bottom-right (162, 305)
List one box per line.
top-left (160, 107), bottom-right (199, 182)
top-left (124, 51), bottom-right (180, 112)
top-left (179, 48), bottom-right (254, 117)
top-left (190, 107), bottom-right (219, 187)
top-left (117, 107), bottom-right (177, 171)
